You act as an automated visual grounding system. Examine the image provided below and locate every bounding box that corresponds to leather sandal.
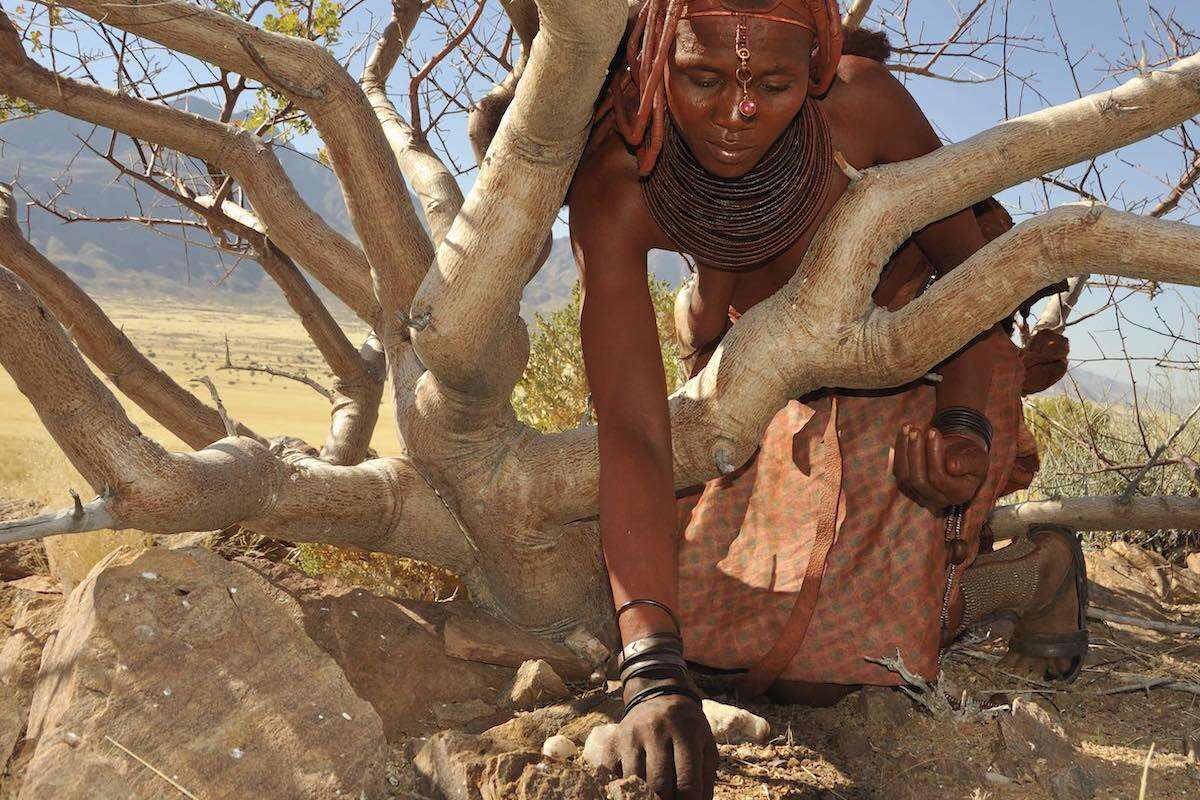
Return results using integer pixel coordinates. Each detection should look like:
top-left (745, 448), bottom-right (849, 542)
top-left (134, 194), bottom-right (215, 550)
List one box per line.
top-left (1008, 524), bottom-right (1089, 683)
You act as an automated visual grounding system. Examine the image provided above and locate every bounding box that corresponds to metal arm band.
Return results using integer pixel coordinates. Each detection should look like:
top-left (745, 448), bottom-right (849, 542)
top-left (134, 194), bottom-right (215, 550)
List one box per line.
top-left (932, 406), bottom-right (994, 452)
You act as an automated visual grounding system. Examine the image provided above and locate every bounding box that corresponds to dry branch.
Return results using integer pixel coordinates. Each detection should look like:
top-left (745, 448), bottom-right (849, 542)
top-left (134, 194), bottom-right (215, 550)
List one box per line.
top-left (361, 0), bottom-right (465, 247)
top-left (989, 495), bottom-right (1200, 537)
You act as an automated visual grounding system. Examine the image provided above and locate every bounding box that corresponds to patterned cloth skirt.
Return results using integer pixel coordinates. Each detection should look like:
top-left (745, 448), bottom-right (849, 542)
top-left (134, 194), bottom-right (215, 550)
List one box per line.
top-left (674, 339), bottom-right (1026, 685)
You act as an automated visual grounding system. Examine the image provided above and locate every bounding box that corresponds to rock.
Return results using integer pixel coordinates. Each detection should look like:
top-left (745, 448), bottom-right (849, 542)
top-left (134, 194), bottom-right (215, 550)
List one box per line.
top-left (18, 547), bottom-right (388, 799)
top-left (506, 659), bottom-right (572, 710)
top-left (833, 727), bottom-right (871, 759)
top-left (0, 541), bottom-right (46, 582)
top-left (857, 686), bottom-right (913, 729)
top-left (506, 760), bottom-right (605, 799)
top-left (443, 612), bottom-right (591, 680)
top-left (542, 734), bottom-right (578, 760)
top-left (435, 699), bottom-right (499, 727)
top-left (605, 776), bottom-right (658, 799)
top-left (582, 723), bottom-right (618, 770)
top-left (1084, 549), bottom-right (1170, 621)
top-left (416, 731), bottom-right (508, 800)
top-left (239, 558), bottom-right (510, 740)
top-left (483, 695), bottom-right (615, 749)
top-left (416, 732), bottom-right (600, 800)
top-left (479, 750), bottom-right (544, 799)
top-left (0, 586), bottom-right (62, 776)
top-left (1108, 541), bottom-right (1173, 599)
top-left (702, 699), bottom-right (770, 744)
top-left (564, 627), bottom-right (611, 668)
top-left (998, 697), bottom-right (1097, 800)
top-left (1187, 552), bottom-right (1200, 577)
top-left (1185, 728), bottom-right (1200, 764)
top-left (556, 701), bottom-right (622, 744)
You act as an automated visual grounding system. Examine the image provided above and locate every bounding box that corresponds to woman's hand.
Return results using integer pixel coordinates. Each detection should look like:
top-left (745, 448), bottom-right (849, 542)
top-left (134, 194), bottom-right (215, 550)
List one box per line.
top-left (601, 679), bottom-right (717, 799)
top-left (892, 422), bottom-right (989, 510)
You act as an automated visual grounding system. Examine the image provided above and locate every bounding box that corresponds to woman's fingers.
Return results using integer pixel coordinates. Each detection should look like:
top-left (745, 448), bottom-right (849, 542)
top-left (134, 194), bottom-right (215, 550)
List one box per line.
top-left (905, 425), bottom-right (946, 509)
top-left (672, 735), bottom-right (705, 800)
top-left (645, 738), bottom-right (676, 800)
top-left (928, 429), bottom-right (979, 505)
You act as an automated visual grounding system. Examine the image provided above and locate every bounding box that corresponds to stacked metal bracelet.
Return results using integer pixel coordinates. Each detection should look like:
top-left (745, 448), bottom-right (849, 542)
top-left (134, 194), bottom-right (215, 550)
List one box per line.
top-left (615, 600), bottom-right (701, 718)
top-left (931, 406), bottom-right (993, 452)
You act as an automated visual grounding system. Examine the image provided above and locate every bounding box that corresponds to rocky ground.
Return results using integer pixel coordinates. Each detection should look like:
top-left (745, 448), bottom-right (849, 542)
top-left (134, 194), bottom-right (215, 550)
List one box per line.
top-left (2, 529), bottom-right (1200, 799)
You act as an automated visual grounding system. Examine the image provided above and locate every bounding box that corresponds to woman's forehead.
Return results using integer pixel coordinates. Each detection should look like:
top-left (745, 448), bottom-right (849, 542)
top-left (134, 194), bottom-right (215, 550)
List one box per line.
top-left (674, 17), bottom-right (813, 65)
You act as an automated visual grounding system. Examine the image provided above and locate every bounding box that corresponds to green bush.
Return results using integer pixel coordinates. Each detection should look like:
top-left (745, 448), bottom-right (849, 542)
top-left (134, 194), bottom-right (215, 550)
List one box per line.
top-left (1022, 395), bottom-right (1200, 553)
top-left (514, 278), bottom-right (686, 433)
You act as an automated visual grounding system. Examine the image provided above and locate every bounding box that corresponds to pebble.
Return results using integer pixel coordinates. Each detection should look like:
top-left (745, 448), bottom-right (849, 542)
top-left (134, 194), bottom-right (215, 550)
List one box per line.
top-left (542, 735), bottom-right (578, 760)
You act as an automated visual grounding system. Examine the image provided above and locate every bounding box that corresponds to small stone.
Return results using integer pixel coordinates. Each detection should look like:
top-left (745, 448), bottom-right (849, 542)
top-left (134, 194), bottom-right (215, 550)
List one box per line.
top-left (542, 734), bottom-right (578, 760)
top-left (1186, 552), bottom-right (1200, 576)
top-left (702, 699), bottom-right (770, 744)
top-left (564, 627), bottom-right (611, 667)
top-left (583, 723), bottom-right (618, 769)
top-left (506, 659), bottom-right (572, 710)
top-left (341, 712), bottom-right (352, 721)
top-left (140, 572), bottom-right (158, 581)
top-left (230, 747), bottom-right (244, 759)
top-left (984, 771), bottom-right (1014, 785)
top-left (606, 776), bottom-right (657, 799)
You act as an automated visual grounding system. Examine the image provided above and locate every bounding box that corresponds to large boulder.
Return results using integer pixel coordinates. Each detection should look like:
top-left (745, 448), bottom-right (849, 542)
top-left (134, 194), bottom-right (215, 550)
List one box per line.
top-left (238, 558), bottom-right (512, 739)
top-left (18, 547), bottom-right (388, 799)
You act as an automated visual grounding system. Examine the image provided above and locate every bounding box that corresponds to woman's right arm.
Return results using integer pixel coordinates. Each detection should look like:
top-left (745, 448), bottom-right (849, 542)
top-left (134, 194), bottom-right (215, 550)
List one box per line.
top-left (569, 152), bottom-right (716, 799)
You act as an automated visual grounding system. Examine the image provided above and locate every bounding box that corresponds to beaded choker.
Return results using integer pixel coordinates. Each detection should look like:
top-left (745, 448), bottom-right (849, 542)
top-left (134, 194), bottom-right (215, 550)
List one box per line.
top-left (640, 98), bottom-right (834, 272)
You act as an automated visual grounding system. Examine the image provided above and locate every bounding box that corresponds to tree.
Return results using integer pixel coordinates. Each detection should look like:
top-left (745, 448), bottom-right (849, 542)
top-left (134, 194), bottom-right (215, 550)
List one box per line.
top-left (1, 0), bottom-right (1200, 642)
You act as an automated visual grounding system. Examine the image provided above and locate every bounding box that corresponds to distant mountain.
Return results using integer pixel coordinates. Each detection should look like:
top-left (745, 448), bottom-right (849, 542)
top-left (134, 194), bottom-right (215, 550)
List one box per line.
top-left (0, 101), bottom-right (355, 303)
top-left (1043, 366), bottom-right (1132, 404)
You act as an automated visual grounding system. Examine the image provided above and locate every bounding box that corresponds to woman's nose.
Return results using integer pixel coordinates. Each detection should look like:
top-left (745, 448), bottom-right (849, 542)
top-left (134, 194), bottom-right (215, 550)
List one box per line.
top-left (713, 87), bottom-right (753, 134)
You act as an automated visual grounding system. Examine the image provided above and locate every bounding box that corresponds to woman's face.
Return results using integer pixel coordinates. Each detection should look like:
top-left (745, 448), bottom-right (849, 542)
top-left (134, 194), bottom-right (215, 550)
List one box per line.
top-left (666, 16), bottom-right (813, 178)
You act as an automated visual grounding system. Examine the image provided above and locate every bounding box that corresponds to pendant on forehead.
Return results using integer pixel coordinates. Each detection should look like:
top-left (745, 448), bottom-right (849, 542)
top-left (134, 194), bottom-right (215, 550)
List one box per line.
top-left (735, 14), bottom-right (757, 118)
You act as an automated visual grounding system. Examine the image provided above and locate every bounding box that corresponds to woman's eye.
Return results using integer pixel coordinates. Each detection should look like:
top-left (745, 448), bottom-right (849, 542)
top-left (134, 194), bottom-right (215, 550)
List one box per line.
top-left (691, 76), bottom-right (721, 88)
top-left (761, 82), bottom-right (791, 93)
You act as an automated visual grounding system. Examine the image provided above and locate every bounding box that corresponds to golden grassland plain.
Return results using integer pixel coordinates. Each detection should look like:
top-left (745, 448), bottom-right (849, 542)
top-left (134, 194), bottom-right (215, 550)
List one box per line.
top-left (0, 297), bottom-right (406, 589)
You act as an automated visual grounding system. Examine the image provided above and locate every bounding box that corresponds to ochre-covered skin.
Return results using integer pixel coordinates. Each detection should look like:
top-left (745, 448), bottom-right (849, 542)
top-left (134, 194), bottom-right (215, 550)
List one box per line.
top-left (568, 9), bottom-right (1076, 797)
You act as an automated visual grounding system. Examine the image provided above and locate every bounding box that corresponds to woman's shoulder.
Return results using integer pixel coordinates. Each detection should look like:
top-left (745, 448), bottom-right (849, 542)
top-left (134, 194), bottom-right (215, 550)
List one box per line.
top-left (825, 52), bottom-right (938, 166)
top-left (568, 127), bottom-right (653, 241)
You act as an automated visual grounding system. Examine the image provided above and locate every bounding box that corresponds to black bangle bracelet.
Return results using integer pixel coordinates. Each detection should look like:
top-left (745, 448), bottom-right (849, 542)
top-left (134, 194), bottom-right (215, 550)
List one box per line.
top-left (620, 659), bottom-right (689, 685)
top-left (622, 684), bottom-right (701, 719)
top-left (615, 599), bottom-right (682, 635)
top-left (932, 406), bottom-right (993, 452)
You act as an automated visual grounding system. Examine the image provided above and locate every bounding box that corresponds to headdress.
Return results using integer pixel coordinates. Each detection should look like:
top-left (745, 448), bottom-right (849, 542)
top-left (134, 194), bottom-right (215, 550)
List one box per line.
top-left (603, 0), bottom-right (844, 175)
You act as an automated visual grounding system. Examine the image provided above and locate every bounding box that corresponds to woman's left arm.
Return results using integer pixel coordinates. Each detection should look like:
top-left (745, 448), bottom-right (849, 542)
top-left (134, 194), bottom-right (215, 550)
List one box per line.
top-left (852, 59), bottom-right (1007, 509)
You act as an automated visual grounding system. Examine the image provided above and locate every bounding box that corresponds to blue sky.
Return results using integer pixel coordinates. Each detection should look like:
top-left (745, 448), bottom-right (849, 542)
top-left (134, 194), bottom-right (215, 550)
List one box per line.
top-left (10, 0), bottom-right (1200, 404)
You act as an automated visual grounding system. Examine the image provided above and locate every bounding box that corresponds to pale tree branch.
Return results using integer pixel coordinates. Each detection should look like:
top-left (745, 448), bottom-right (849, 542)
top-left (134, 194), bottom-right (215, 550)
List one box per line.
top-left (989, 496), bottom-right (1200, 538)
top-left (410, 0), bottom-right (627, 408)
top-left (854, 206), bottom-right (1200, 391)
top-left (0, 182), bottom-right (263, 449)
top-left (51, 0), bottom-right (434, 318)
top-left (843, 0), bottom-right (874, 29)
top-left (0, 261), bottom-right (473, 573)
top-left (360, 0), bottom-right (465, 247)
top-left (0, 11), bottom-right (381, 324)
top-left (466, 0), bottom-right (539, 164)
top-left (1034, 146), bottom-right (1200, 333)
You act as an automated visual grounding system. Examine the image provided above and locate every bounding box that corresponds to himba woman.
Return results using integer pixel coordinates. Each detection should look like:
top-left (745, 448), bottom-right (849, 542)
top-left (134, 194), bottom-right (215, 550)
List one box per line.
top-left (564, 1), bottom-right (1089, 796)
